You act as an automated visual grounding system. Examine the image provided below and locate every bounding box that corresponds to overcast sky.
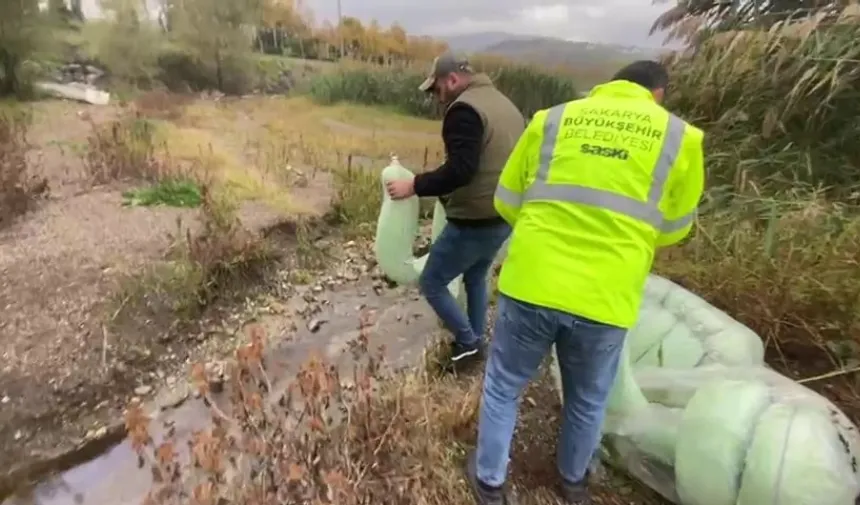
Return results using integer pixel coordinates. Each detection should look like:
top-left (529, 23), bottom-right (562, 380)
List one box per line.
top-left (78, 0), bottom-right (672, 48)
top-left (302, 0), bottom-right (673, 47)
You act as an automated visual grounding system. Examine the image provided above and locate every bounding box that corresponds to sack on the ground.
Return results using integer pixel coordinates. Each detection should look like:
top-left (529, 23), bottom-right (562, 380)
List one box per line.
top-left (575, 275), bottom-right (860, 505)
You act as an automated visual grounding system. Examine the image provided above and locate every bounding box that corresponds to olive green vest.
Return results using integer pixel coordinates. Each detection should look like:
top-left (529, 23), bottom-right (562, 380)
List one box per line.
top-left (443, 74), bottom-right (525, 220)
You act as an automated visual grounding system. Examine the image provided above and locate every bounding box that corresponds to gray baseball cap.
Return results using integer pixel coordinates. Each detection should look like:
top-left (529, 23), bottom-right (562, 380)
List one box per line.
top-left (418, 51), bottom-right (475, 92)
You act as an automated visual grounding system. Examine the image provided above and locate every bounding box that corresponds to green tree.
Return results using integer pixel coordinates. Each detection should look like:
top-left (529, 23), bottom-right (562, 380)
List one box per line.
top-left (0, 0), bottom-right (49, 96)
top-left (98, 0), bottom-right (163, 86)
top-left (70, 0), bottom-right (84, 20)
top-left (165, 0), bottom-right (266, 93)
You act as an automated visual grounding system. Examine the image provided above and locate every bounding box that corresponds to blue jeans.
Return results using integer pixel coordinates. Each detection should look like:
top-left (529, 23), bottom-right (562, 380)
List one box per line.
top-left (418, 221), bottom-right (511, 347)
top-left (476, 294), bottom-right (626, 487)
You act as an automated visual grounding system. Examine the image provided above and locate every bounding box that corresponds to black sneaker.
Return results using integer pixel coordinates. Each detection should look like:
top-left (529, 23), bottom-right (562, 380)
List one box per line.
top-left (560, 476), bottom-right (592, 505)
top-left (464, 449), bottom-right (514, 505)
top-left (450, 340), bottom-right (483, 362)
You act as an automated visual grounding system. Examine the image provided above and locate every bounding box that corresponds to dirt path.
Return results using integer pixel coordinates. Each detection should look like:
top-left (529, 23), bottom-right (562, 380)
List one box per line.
top-left (1, 102), bottom-right (198, 469)
top-left (0, 98), bottom-right (334, 481)
top-left (0, 188), bottom-right (197, 449)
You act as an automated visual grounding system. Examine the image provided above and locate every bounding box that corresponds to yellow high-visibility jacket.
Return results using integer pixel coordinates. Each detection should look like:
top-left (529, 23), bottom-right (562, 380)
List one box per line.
top-left (494, 80), bottom-right (705, 329)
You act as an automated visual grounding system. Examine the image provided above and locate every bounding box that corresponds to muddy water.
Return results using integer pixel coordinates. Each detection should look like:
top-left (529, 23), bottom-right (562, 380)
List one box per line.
top-left (3, 283), bottom-right (440, 505)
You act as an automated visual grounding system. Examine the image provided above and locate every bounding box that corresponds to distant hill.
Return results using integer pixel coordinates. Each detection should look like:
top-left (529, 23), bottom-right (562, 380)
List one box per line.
top-left (443, 32), bottom-right (536, 53)
top-left (485, 37), bottom-right (663, 66)
top-left (442, 31), bottom-right (667, 62)
top-left (438, 32), bottom-right (670, 87)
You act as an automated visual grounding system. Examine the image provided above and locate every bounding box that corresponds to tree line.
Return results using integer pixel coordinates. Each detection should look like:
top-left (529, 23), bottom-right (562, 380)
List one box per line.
top-left (0, 0), bottom-right (452, 97)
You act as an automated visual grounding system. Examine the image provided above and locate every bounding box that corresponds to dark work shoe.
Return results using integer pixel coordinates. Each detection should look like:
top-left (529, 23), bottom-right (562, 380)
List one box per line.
top-left (464, 450), bottom-right (513, 505)
top-left (450, 340), bottom-right (483, 363)
top-left (560, 477), bottom-right (592, 505)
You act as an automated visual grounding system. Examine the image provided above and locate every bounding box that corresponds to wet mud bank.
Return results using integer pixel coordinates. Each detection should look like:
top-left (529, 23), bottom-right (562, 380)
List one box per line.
top-left (2, 280), bottom-right (440, 505)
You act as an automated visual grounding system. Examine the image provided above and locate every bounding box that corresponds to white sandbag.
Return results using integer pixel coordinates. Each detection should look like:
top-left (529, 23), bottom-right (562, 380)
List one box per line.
top-left (737, 401), bottom-right (859, 505)
top-left (600, 277), bottom-right (859, 505)
top-left (675, 380), bottom-right (772, 505)
top-left (374, 157), bottom-right (421, 285)
top-left (373, 157), bottom-right (464, 301)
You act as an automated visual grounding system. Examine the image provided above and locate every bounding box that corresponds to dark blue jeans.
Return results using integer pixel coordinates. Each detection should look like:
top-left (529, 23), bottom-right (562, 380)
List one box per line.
top-left (476, 294), bottom-right (626, 487)
top-left (418, 221), bottom-right (511, 347)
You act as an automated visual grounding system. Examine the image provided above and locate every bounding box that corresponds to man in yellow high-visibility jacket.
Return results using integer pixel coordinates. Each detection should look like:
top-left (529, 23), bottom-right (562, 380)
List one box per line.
top-left (463, 61), bottom-right (705, 505)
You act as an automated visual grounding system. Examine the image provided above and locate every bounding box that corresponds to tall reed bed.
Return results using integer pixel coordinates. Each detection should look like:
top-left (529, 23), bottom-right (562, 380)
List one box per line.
top-left (664, 10), bottom-right (860, 197)
top-left (308, 59), bottom-right (579, 119)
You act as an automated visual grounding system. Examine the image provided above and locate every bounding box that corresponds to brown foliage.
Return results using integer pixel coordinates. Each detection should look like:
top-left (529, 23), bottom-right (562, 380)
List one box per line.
top-left (128, 313), bottom-right (482, 505)
top-left (180, 185), bottom-right (275, 305)
top-left (133, 90), bottom-right (194, 122)
top-left (82, 111), bottom-right (168, 184)
top-left (127, 313), bottom-right (670, 505)
top-left (0, 107), bottom-right (47, 228)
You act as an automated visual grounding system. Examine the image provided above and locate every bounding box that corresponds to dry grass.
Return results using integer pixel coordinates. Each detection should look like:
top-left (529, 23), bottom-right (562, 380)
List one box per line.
top-left (129, 318), bottom-right (666, 505)
top-left (82, 112), bottom-right (171, 184)
top-left (0, 104), bottom-right (48, 227)
top-left (116, 187), bottom-right (276, 320)
top-left (654, 191), bottom-right (860, 416)
top-left (105, 94), bottom-right (439, 324)
top-left (133, 90), bottom-right (195, 122)
top-left (153, 96), bottom-right (439, 216)
top-left (84, 100), bottom-right (279, 323)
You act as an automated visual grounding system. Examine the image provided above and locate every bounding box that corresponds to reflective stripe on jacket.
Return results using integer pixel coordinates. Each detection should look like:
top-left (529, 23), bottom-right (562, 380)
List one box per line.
top-left (493, 80), bottom-right (705, 329)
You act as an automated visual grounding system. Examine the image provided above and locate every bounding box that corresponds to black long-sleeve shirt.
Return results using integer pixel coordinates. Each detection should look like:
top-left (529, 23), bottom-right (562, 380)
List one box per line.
top-left (413, 103), bottom-right (504, 227)
top-left (414, 103), bottom-right (483, 197)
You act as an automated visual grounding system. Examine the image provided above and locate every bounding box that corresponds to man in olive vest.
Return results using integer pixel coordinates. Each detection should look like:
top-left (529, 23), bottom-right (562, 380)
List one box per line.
top-left (386, 51), bottom-right (525, 365)
top-left (464, 61), bottom-right (705, 505)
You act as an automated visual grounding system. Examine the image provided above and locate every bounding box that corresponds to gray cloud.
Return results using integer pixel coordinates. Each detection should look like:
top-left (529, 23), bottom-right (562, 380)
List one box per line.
top-left (304, 0), bottom-right (671, 47)
top-left (78, 0), bottom-right (671, 48)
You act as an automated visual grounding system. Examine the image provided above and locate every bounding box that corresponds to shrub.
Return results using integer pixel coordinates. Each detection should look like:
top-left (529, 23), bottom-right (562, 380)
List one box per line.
top-left (309, 66), bottom-right (436, 117)
top-left (156, 46), bottom-right (218, 93)
top-left (155, 46), bottom-right (255, 95)
top-left (133, 89), bottom-right (193, 122)
top-left (130, 314), bottom-right (667, 505)
top-left (308, 62), bottom-right (578, 119)
top-left (82, 112), bottom-right (167, 184)
top-left (93, 6), bottom-right (163, 87)
top-left (327, 156), bottom-right (385, 234)
top-left (0, 105), bottom-right (47, 227)
top-left (180, 187), bottom-right (273, 303)
top-left (129, 318), bottom-right (479, 505)
top-left (117, 185), bottom-right (274, 321)
top-left (472, 59), bottom-right (581, 118)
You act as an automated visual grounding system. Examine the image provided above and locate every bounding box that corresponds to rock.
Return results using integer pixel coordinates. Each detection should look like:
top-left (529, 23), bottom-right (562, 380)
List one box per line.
top-left (1, 395), bottom-right (9, 404)
top-left (85, 426), bottom-right (108, 440)
top-left (159, 386), bottom-right (189, 410)
top-left (134, 385), bottom-right (153, 396)
top-left (205, 361), bottom-right (227, 394)
top-left (307, 318), bottom-right (326, 333)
